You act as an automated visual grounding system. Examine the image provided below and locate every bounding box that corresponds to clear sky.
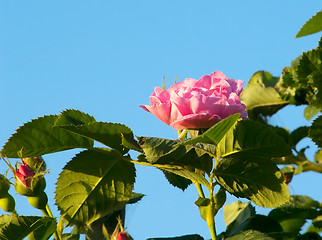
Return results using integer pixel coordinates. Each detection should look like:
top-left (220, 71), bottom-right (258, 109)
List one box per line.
top-left (1, 1), bottom-right (322, 239)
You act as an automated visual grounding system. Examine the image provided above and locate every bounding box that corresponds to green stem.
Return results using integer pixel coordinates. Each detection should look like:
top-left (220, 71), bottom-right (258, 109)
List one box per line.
top-left (207, 173), bottom-right (218, 240)
top-left (274, 156), bottom-right (322, 173)
top-left (41, 204), bottom-right (61, 240)
top-left (40, 208), bottom-right (48, 216)
top-left (194, 183), bottom-right (205, 198)
top-left (178, 129), bottom-right (188, 140)
top-left (207, 217), bottom-right (217, 240)
top-left (45, 204), bottom-right (54, 218)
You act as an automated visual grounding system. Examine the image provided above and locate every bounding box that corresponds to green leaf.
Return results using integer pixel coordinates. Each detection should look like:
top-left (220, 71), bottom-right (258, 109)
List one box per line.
top-left (28, 217), bottom-right (57, 240)
top-left (214, 155), bottom-right (290, 208)
top-left (177, 144), bottom-right (213, 172)
top-left (296, 10), bottom-right (322, 38)
top-left (58, 122), bottom-right (134, 154)
top-left (187, 142), bottom-right (216, 160)
top-left (138, 137), bottom-right (182, 164)
top-left (304, 105), bottom-right (320, 121)
top-left (306, 225), bottom-right (322, 234)
top-left (55, 109), bottom-right (96, 126)
top-left (290, 126), bottom-right (309, 148)
top-left (226, 214), bottom-right (283, 239)
top-left (240, 71), bottom-right (288, 116)
top-left (54, 109), bottom-right (135, 154)
top-left (275, 195), bottom-right (320, 210)
top-left (225, 230), bottom-right (275, 240)
top-left (158, 165), bottom-right (210, 188)
top-left (128, 192), bottom-right (145, 204)
top-left (55, 148), bottom-right (135, 228)
top-left (312, 215), bottom-right (322, 229)
top-left (281, 42), bottom-right (322, 108)
top-left (314, 149), bottom-right (322, 164)
top-left (213, 187), bottom-right (226, 212)
top-left (1, 115), bottom-right (94, 158)
top-left (137, 115), bottom-right (241, 172)
top-left (270, 126), bottom-right (290, 146)
top-left (223, 201), bottom-right (255, 227)
top-left (295, 47), bottom-right (322, 107)
top-left (309, 115), bottom-right (322, 147)
top-left (0, 215), bottom-right (56, 240)
top-left (138, 138), bottom-right (212, 188)
top-left (121, 133), bottom-right (142, 152)
top-left (268, 195), bottom-right (320, 233)
top-left (178, 113), bottom-right (240, 146)
top-left (301, 50), bottom-right (322, 107)
top-left (301, 232), bottom-right (322, 239)
top-left (269, 211), bottom-right (308, 233)
top-left (162, 171), bottom-right (192, 190)
top-left (217, 120), bottom-right (291, 158)
top-left (247, 71), bottom-right (280, 87)
top-left (138, 137), bottom-right (213, 173)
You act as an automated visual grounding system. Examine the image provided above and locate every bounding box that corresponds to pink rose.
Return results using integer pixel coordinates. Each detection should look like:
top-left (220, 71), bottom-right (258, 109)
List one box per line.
top-left (140, 71), bottom-right (247, 130)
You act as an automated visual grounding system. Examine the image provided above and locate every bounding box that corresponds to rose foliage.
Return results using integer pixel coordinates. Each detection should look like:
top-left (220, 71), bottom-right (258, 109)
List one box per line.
top-left (0, 10), bottom-right (321, 240)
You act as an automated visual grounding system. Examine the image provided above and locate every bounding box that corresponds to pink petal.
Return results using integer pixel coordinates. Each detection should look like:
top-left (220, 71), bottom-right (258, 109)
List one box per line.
top-left (210, 71), bottom-right (227, 80)
top-left (170, 95), bottom-right (194, 116)
top-left (140, 103), bottom-right (172, 125)
top-left (15, 170), bottom-right (28, 187)
top-left (170, 113), bottom-right (222, 130)
top-left (19, 164), bottom-right (35, 178)
top-left (194, 75), bottom-right (212, 89)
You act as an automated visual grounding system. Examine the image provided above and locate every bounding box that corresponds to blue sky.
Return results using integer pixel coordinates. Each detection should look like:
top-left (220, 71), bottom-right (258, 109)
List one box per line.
top-left (1, 1), bottom-right (322, 239)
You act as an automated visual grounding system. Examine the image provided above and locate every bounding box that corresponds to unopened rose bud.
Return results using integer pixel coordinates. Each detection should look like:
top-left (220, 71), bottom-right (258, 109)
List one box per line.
top-left (28, 191), bottom-right (48, 210)
top-left (23, 156), bottom-right (46, 172)
top-left (0, 174), bottom-right (10, 197)
top-left (0, 192), bottom-right (15, 212)
top-left (117, 232), bottom-right (131, 240)
top-left (14, 163), bottom-right (46, 196)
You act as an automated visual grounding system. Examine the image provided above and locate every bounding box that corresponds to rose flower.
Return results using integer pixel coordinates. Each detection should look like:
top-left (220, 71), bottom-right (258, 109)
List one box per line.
top-left (140, 71), bottom-right (247, 130)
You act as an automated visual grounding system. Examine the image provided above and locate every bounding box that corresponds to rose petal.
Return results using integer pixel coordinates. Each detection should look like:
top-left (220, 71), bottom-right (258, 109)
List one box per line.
top-left (170, 113), bottom-right (222, 130)
top-left (141, 102), bottom-right (172, 125)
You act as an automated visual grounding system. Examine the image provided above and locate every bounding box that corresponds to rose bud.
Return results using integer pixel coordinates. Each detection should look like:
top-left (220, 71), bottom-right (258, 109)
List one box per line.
top-left (0, 192), bottom-right (15, 212)
top-left (28, 191), bottom-right (48, 210)
top-left (140, 71), bottom-right (247, 130)
top-left (23, 156), bottom-right (46, 172)
top-left (14, 163), bottom-right (46, 196)
top-left (0, 174), bottom-right (10, 197)
top-left (117, 232), bottom-right (132, 240)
